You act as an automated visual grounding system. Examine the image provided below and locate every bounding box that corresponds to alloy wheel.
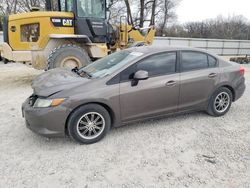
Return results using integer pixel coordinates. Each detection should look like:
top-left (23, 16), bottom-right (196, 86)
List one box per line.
top-left (214, 92), bottom-right (230, 113)
top-left (76, 112), bottom-right (105, 140)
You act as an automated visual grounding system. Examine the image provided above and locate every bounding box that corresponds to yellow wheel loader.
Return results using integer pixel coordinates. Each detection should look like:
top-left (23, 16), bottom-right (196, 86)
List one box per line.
top-left (0, 0), bottom-right (155, 70)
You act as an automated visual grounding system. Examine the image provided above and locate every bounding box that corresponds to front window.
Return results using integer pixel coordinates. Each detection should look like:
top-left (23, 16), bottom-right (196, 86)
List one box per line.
top-left (79, 51), bottom-right (144, 78)
top-left (136, 52), bottom-right (177, 77)
top-left (120, 52), bottom-right (177, 82)
top-left (77, 0), bottom-right (105, 18)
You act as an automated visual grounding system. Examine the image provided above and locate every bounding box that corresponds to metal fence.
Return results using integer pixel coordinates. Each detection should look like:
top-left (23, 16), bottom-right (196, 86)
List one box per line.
top-left (1, 31), bottom-right (250, 56)
top-left (153, 37), bottom-right (250, 56)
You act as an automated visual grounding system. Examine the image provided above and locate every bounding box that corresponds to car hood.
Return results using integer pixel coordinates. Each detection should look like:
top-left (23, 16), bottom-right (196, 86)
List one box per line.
top-left (31, 68), bottom-right (90, 97)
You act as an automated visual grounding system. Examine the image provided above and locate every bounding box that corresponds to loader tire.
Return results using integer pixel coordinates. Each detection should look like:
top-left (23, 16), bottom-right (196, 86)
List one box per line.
top-left (3, 58), bottom-right (9, 64)
top-left (47, 44), bottom-right (91, 70)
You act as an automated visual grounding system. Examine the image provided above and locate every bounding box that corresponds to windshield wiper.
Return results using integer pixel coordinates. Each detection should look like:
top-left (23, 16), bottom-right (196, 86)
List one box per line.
top-left (71, 67), bottom-right (92, 78)
top-left (80, 70), bottom-right (92, 78)
top-left (72, 67), bottom-right (79, 74)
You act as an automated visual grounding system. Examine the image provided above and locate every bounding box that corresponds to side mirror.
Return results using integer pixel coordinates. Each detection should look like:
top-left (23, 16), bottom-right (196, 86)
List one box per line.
top-left (131, 70), bottom-right (149, 86)
top-left (134, 70), bottom-right (149, 80)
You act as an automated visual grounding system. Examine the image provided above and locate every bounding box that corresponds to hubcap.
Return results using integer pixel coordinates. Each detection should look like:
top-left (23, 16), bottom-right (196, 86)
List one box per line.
top-left (61, 56), bottom-right (81, 68)
top-left (214, 92), bottom-right (230, 113)
top-left (76, 112), bottom-right (105, 140)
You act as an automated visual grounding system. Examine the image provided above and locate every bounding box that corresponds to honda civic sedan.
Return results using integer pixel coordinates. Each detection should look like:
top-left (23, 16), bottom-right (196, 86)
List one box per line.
top-left (22, 47), bottom-right (246, 144)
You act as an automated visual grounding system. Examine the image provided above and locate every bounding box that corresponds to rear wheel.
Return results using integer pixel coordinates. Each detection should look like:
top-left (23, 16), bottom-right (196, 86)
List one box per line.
top-left (47, 44), bottom-right (91, 70)
top-left (67, 104), bottom-right (111, 144)
top-left (207, 87), bottom-right (233, 117)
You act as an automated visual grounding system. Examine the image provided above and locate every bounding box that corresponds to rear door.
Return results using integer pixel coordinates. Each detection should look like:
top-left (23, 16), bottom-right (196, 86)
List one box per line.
top-left (179, 51), bottom-right (220, 111)
top-left (119, 51), bottom-right (180, 122)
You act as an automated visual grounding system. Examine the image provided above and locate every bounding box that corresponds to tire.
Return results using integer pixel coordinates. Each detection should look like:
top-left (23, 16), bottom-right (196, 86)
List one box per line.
top-left (207, 87), bottom-right (233, 117)
top-left (67, 104), bottom-right (111, 144)
top-left (47, 44), bottom-right (91, 70)
top-left (3, 58), bottom-right (9, 64)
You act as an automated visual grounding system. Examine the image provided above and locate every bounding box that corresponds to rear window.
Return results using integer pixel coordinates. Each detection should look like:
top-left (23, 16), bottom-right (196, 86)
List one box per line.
top-left (208, 55), bottom-right (217, 67)
top-left (181, 51), bottom-right (209, 71)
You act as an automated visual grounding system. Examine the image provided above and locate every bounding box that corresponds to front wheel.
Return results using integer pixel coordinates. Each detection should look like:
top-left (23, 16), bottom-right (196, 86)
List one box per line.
top-left (207, 87), bottom-right (233, 117)
top-left (67, 104), bottom-right (111, 144)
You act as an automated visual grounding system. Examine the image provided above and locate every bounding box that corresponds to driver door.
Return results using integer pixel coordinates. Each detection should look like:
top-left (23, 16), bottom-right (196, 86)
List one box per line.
top-left (119, 52), bottom-right (180, 122)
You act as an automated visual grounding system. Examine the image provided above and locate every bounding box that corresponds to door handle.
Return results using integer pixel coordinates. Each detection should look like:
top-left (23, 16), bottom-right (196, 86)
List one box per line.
top-left (166, 80), bottom-right (177, 87)
top-left (208, 73), bottom-right (217, 78)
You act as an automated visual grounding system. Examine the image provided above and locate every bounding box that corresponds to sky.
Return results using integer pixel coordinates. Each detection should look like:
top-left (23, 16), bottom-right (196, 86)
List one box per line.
top-left (176, 0), bottom-right (250, 23)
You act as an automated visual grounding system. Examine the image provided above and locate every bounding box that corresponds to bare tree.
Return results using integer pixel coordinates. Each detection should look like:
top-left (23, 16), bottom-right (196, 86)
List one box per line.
top-left (0, 0), bottom-right (19, 15)
top-left (139, 0), bottom-right (145, 27)
top-left (107, 0), bottom-right (180, 30)
top-left (0, 0), bottom-right (45, 15)
top-left (18, 0), bottom-right (45, 12)
top-left (124, 0), bottom-right (134, 26)
top-left (157, 0), bottom-right (180, 36)
top-left (149, 0), bottom-right (157, 25)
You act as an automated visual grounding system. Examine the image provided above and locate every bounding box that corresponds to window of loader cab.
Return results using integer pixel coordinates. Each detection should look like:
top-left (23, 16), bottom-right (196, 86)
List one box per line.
top-left (21, 23), bottom-right (40, 42)
top-left (59, 0), bottom-right (73, 11)
top-left (120, 52), bottom-right (177, 82)
top-left (181, 51), bottom-right (209, 72)
top-left (77, 0), bottom-right (105, 18)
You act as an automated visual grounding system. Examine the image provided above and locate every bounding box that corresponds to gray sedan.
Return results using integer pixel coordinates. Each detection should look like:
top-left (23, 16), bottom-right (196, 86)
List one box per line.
top-left (22, 47), bottom-right (246, 144)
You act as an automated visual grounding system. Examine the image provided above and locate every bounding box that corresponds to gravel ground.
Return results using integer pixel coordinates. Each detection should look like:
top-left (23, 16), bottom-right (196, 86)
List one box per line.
top-left (0, 62), bottom-right (249, 188)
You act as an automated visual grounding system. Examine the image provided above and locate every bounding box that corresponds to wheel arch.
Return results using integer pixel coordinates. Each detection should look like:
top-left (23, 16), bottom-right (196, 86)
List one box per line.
top-left (221, 85), bottom-right (235, 101)
top-left (211, 84), bottom-right (236, 102)
top-left (65, 102), bottom-right (116, 135)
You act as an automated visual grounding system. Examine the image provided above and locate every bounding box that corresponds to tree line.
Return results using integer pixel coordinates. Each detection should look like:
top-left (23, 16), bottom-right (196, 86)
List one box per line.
top-left (163, 15), bottom-right (250, 40)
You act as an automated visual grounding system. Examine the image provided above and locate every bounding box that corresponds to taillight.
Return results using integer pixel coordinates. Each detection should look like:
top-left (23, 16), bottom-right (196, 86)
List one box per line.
top-left (240, 67), bottom-right (245, 76)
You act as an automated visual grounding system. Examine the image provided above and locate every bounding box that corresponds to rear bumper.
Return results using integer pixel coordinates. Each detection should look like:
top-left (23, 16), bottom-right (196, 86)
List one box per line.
top-left (234, 77), bottom-right (246, 101)
top-left (22, 98), bottom-right (69, 137)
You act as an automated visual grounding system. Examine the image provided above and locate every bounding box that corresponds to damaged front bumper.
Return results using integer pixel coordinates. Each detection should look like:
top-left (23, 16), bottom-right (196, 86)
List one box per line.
top-left (22, 97), bottom-right (70, 137)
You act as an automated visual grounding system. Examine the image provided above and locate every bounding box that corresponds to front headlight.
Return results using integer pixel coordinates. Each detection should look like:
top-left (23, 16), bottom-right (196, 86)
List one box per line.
top-left (33, 98), bottom-right (65, 108)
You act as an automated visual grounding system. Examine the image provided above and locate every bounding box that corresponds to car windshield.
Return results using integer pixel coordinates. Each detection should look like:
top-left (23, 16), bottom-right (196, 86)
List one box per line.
top-left (79, 51), bottom-right (144, 78)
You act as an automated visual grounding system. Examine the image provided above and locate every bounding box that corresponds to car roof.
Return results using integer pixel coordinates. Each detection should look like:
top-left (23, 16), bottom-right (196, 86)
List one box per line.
top-left (126, 46), bottom-right (216, 56)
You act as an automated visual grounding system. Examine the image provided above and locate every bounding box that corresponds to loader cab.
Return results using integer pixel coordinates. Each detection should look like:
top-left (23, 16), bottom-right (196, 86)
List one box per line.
top-left (46, 0), bottom-right (107, 43)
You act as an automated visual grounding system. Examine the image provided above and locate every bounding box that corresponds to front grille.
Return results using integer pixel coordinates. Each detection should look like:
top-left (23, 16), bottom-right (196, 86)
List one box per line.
top-left (29, 95), bottom-right (38, 106)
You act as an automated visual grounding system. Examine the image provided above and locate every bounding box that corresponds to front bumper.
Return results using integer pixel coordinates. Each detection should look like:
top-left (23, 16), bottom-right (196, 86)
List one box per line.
top-left (22, 98), bottom-right (70, 137)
